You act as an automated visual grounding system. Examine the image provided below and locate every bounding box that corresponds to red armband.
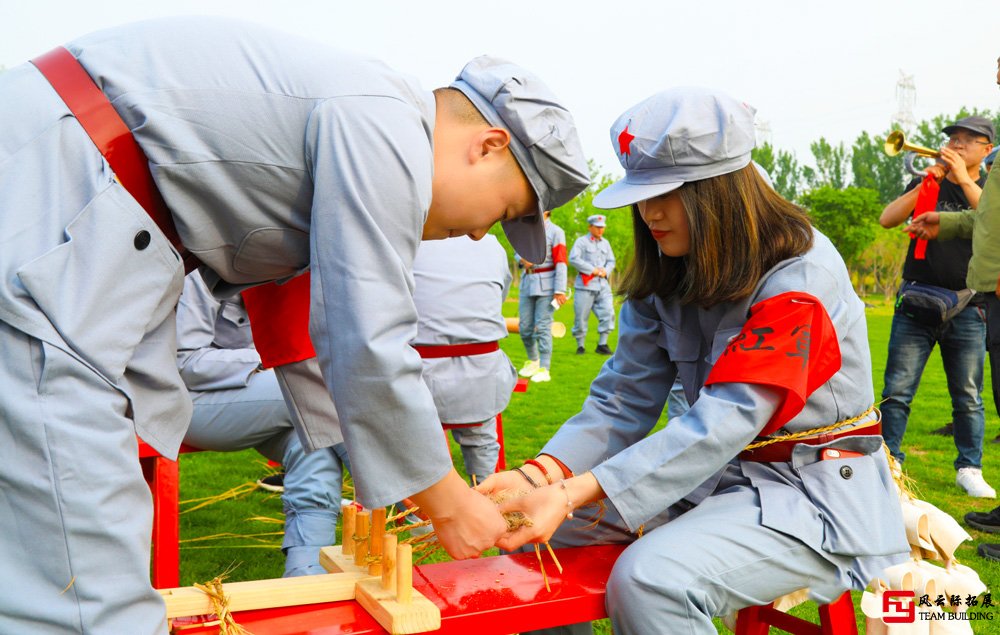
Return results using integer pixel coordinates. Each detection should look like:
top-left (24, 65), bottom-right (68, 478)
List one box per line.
top-left (552, 243), bottom-right (568, 265)
top-left (241, 272), bottom-right (316, 369)
top-left (912, 174), bottom-right (940, 260)
top-left (704, 291), bottom-right (841, 436)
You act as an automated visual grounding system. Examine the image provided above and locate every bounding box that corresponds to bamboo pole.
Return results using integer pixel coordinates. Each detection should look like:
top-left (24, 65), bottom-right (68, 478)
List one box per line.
top-left (396, 544), bottom-right (412, 604)
top-left (354, 511), bottom-right (370, 568)
top-left (369, 508), bottom-right (386, 576)
top-left (342, 504), bottom-right (357, 556)
top-left (381, 534), bottom-right (397, 592)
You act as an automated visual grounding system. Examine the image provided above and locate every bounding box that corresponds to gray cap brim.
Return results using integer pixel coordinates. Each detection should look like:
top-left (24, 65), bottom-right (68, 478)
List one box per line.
top-left (592, 179), bottom-right (684, 210)
top-left (501, 215), bottom-right (546, 263)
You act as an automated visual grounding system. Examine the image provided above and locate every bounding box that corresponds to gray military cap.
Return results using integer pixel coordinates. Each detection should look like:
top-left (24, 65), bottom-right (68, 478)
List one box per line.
top-left (593, 87), bottom-right (756, 209)
top-left (452, 56), bottom-right (590, 263)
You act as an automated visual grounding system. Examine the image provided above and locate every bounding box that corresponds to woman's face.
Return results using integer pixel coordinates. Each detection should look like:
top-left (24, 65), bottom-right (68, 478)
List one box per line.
top-left (637, 190), bottom-right (690, 257)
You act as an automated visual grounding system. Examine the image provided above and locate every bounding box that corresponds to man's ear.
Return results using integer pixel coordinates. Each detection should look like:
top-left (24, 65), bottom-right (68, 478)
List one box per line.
top-left (468, 127), bottom-right (511, 163)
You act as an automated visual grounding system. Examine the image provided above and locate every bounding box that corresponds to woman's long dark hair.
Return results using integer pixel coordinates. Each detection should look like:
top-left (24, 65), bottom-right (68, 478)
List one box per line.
top-left (618, 164), bottom-right (813, 307)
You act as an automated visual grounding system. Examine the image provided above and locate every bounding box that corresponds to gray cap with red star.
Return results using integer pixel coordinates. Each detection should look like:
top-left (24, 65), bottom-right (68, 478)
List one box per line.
top-left (593, 87), bottom-right (756, 209)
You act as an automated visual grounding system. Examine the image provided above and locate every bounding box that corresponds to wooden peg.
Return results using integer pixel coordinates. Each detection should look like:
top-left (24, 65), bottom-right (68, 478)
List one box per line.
top-left (396, 544), bottom-right (412, 604)
top-left (381, 534), bottom-right (397, 591)
top-left (354, 511), bottom-right (370, 567)
top-left (342, 504), bottom-right (357, 556)
top-left (369, 508), bottom-right (387, 576)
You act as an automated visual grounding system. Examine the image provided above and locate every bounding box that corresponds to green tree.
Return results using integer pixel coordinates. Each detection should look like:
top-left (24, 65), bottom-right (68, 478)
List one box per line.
top-left (752, 143), bottom-right (803, 201)
top-left (807, 137), bottom-right (850, 190)
top-left (800, 186), bottom-right (881, 278)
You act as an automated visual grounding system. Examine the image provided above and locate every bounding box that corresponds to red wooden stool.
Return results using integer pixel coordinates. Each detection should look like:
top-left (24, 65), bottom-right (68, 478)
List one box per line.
top-left (442, 377), bottom-right (529, 473)
top-left (735, 590), bottom-right (857, 635)
top-left (137, 439), bottom-right (203, 588)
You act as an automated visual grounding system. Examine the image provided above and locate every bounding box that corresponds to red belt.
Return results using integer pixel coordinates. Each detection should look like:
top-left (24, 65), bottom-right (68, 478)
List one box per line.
top-left (31, 47), bottom-right (198, 273)
top-left (738, 420), bottom-right (881, 463)
top-left (528, 266), bottom-right (555, 274)
top-left (412, 341), bottom-right (499, 359)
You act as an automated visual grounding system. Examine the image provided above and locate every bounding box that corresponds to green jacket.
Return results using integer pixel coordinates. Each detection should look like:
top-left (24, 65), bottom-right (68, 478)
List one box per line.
top-left (938, 167), bottom-right (1000, 292)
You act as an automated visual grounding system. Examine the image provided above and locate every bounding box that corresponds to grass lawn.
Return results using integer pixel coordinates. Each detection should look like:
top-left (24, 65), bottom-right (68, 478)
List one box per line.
top-left (177, 297), bottom-right (1000, 633)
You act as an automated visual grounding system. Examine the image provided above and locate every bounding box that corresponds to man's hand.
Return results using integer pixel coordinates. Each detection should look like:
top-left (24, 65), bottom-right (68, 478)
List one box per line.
top-left (553, 292), bottom-right (568, 307)
top-left (409, 470), bottom-right (506, 559)
top-left (519, 258), bottom-right (534, 269)
top-left (906, 211), bottom-right (940, 240)
top-left (593, 267), bottom-right (607, 278)
top-left (938, 148), bottom-right (971, 185)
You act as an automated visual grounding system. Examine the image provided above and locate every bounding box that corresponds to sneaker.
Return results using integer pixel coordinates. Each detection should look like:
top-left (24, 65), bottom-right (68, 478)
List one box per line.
top-left (957, 468), bottom-right (997, 498)
top-left (931, 422), bottom-right (954, 436)
top-left (965, 506), bottom-right (1000, 533)
top-left (595, 344), bottom-right (614, 355)
top-left (576, 346), bottom-right (586, 355)
top-left (531, 368), bottom-right (551, 383)
top-left (978, 543), bottom-right (1000, 562)
top-left (518, 360), bottom-right (540, 378)
top-left (256, 473), bottom-right (285, 493)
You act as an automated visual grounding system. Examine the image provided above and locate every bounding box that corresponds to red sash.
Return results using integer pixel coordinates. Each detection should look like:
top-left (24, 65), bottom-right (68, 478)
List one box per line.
top-left (911, 174), bottom-right (940, 260)
top-left (31, 47), bottom-right (198, 273)
top-left (704, 291), bottom-right (842, 436)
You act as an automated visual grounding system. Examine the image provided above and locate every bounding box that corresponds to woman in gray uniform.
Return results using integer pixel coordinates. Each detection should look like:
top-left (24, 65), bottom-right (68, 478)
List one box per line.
top-left (479, 87), bottom-right (909, 634)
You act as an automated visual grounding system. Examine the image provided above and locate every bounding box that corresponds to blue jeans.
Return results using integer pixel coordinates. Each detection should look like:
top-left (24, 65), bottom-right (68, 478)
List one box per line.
top-left (880, 303), bottom-right (987, 470)
top-left (519, 293), bottom-right (556, 368)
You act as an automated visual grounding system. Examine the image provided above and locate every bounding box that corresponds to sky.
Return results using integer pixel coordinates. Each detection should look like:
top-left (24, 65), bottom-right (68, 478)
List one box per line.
top-left (4, 0), bottom-right (999, 178)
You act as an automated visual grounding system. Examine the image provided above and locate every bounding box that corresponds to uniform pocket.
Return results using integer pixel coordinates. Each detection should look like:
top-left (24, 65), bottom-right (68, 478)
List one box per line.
top-left (794, 439), bottom-right (909, 557)
top-left (16, 185), bottom-right (183, 383)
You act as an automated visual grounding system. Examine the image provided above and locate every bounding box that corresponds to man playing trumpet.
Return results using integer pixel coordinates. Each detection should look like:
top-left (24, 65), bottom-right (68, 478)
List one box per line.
top-left (878, 116), bottom-right (995, 498)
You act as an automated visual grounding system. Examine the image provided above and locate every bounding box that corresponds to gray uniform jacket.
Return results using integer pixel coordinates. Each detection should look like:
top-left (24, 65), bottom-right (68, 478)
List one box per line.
top-left (0, 17), bottom-right (451, 508)
top-left (176, 271), bottom-right (260, 392)
top-left (412, 235), bottom-right (517, 424)
top-left (542, 230), bottom-right (909, 585)
top-left (516, 220), bottom-right (567, 297)
top-left (569, 234), bottom-right (615, 292)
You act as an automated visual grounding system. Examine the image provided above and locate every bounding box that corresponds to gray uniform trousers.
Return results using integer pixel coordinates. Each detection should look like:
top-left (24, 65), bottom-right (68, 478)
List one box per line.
top-left (572, 286), bottom-right (615, 346)
top-left (527, 455), bottom-right (897, 635)
top-left (0, 63), bottom-right (185, 634)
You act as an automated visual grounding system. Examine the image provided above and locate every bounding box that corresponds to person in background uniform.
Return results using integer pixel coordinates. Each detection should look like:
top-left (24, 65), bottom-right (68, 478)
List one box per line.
top-left (516, 210), bottom-right (568, 383)
top-left (478, 88), bottom-right (908, 635)
top-left (878, 116), bottom-right (995, 498)
top-left (176, 271), bottom-right (347, 577)
top-left (411, 235), bottom-right (517, 486)
top-left (986, 146), bottom-right (998, 174)
top-left (569, 214), bottom-right (616, 355)
top-left (0, 18), bottom-right (589, 633)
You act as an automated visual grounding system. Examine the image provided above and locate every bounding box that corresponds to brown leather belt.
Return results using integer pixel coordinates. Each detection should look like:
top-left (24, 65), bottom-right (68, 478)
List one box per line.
top-left (738, 417), bottom-right (881, 463)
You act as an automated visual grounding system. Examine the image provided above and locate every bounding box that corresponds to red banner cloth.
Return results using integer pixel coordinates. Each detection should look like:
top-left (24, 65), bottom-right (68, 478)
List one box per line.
top-left (911, 174), bottom-right (940, 260)
top-left (704, 291), bottom-right (842, 437)
top-left (241, 273), bottom-right (316, 369)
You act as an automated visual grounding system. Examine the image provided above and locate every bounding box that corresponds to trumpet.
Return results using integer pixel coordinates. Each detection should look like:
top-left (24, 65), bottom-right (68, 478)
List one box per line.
top-left (884, 130), bottom-right (943, 176)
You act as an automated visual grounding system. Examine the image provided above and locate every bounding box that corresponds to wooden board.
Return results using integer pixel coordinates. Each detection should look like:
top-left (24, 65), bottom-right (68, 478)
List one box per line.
top-left (159, 572), bottom-right (369, 618)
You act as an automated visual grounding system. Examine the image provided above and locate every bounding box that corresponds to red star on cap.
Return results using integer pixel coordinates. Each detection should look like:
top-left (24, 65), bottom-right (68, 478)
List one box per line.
top-left (618, 125), bottom-right (635, 156)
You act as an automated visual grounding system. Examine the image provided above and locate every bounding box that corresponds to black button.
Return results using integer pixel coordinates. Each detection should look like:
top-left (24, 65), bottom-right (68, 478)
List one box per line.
top-left (840, 466), bottom-right (853, 479)
top-left (134, 230), bottom-right (151, 250)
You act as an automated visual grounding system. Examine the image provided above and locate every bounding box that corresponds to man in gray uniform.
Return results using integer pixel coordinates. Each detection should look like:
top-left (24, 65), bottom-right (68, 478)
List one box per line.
top-left (411, 235), bottom-right (517, 486)
top-left (176, 271), bottom-right (347, 577)
top-left (0, 18), bottom-right (588, 633)
top-left (516, 211), bottom-right (569, 383)
top-left (569, 214), bottom-right (616, 355)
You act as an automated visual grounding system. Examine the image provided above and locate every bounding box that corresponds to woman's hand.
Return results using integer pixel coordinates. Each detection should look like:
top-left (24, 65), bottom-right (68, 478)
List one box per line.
top-left (475, 469), bottom-right (537, 498)
top-left (493, 483), bottom-right (573, 551)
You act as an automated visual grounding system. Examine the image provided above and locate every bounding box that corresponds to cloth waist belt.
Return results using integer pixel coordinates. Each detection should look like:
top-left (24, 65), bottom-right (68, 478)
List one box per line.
top-left (737, 417), bottom-right (881, 463)
top-left (528, 266), bottom-right (555, 274)
top-left (412, 341), bottom-right (500, 359)
top-left (30, 47), bottom-right (198, 273)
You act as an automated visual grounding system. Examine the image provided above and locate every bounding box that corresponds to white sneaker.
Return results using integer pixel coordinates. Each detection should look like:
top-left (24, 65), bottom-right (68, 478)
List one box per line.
top-left (957, 467), bottom-right (997, 498)
top-left (530, 368), bottom-right (551, 383)
top-left (519, 360), bottom-right (540, 378)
